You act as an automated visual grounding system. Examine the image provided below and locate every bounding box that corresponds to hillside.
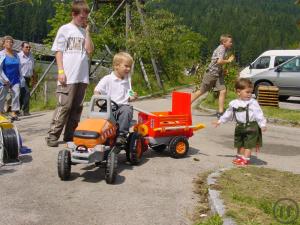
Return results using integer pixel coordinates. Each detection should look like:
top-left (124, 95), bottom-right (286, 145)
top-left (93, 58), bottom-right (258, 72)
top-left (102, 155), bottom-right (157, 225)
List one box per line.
top-left (156, 0), bottom-right (300, 65)
top-left (1, 0), bottom-right (300, 66)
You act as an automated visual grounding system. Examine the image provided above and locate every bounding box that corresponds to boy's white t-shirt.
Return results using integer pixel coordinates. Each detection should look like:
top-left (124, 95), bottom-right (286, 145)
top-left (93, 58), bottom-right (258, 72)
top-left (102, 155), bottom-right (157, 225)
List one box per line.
top-left (52, 23), bottom-right (89, 84)
top-left (94, 72), bottom-right (130, 105)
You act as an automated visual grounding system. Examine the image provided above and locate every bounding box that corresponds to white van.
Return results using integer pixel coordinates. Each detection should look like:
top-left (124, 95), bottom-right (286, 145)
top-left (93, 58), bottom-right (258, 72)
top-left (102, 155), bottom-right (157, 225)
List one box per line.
top-left (239, 50), bottom-right (300, 78)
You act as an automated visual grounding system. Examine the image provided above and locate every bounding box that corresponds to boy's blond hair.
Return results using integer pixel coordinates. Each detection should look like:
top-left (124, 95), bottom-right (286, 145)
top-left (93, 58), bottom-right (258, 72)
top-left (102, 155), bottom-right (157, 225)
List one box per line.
top-left (113, 52), bottom-right (133, 68)
top-left (220, 34), bottom-right (232, 44)
top-left (235, 78), bottom-right (254, 91)
top-left (72, 0), bottom-right (90, 15)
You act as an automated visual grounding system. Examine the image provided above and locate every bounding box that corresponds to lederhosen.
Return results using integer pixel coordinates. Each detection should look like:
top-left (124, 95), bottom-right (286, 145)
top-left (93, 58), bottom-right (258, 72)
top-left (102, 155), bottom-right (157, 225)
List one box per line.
top-left (233, 104), bottom-right (262, 149)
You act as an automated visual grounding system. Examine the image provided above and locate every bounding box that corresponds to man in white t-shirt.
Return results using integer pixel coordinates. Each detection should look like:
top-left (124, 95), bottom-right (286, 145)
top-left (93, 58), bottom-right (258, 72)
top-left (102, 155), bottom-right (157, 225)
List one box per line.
top-left (46, 0), bottom-right (94, 147)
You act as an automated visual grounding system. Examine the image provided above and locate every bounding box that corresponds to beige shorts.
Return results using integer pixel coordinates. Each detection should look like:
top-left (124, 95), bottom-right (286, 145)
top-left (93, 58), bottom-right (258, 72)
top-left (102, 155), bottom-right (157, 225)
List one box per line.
top-left (199, 71), bottom-right (226, 93)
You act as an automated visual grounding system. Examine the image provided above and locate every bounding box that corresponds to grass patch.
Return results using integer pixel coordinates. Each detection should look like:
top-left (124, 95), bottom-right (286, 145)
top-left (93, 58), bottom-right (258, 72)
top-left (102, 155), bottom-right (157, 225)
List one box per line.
top-left (194, 215), bottom-right (223, 225)
top-left (193, 172), bottom-right (223, 225)
top-left (217, 167), bottom-right (300, 225)
top-left (200, 91), bottom-right (300, 124)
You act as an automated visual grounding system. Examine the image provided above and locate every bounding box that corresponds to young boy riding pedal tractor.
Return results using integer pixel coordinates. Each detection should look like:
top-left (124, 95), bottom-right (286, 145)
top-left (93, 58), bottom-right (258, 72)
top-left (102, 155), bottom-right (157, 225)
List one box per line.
top-left (57, 95), bottom-right (141, 184)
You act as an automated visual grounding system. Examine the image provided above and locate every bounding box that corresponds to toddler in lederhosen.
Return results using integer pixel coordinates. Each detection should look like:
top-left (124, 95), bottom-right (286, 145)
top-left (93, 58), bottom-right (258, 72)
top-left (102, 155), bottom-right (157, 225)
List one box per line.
top-left (213, 78), bottom-right (267, 166)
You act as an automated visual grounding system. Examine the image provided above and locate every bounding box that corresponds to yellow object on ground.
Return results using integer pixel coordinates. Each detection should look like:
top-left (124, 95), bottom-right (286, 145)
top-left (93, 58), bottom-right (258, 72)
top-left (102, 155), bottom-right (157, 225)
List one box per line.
top-left (0, 115), bottom-right (13, 129)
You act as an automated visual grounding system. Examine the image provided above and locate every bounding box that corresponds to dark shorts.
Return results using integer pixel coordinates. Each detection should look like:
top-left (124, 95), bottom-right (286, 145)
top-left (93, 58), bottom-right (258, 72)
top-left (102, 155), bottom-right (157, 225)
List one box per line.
top-left (234, 121), bottom-right (262, 149)
top-left (199, 71), bottom-right (226, 93)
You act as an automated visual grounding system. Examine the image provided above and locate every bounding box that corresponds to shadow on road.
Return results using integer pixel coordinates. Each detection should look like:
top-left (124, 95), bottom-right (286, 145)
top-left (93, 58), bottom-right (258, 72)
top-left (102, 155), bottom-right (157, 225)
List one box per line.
top-left (250, 156), bottom-right (267, 165)
top-left (141, 146), bottom-right (203, 159)
top-left (57, 146), bottom-right (202, 184)
top-left (217, 154), bottom-right (267, 165)
top-left (261, 143), bottom-right (300, 156)
top-left (215, 134), bottom-right (299, 157)
top-left (0, 168), bottom-right (16, 175)
top-left (19, 155), bottom-right (33, 163)
top-left (64, 154), bottom-right (136, 185)
top-left (18, 113), bottom-right (46, 120)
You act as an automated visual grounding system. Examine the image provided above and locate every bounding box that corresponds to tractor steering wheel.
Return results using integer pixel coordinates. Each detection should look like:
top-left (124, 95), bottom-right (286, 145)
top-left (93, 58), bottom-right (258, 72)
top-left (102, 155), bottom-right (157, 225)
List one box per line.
top-left (96, 99), bottom-right (119, 112)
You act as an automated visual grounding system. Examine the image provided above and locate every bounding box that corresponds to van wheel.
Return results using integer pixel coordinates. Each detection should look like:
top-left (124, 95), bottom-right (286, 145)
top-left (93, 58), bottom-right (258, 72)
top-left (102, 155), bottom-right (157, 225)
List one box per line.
top-left (279, 96), bottom-right (289, 101)
top-left (254, 81), bottom-right (272, 98)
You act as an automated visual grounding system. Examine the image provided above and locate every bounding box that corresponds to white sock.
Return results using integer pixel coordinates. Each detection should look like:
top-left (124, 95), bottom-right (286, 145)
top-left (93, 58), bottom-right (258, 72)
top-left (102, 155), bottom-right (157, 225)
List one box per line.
top-left (243, 157), bottom-right (250, 161)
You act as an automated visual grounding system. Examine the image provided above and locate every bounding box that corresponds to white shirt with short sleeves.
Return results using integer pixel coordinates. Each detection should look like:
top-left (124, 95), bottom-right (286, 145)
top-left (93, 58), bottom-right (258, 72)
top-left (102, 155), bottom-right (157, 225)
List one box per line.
top-left (18, 51), bottom-right (34, 78)
top-left (94, 72), bottom-right (130, 105)
top-left (52, 23), bottom-right (89, 85)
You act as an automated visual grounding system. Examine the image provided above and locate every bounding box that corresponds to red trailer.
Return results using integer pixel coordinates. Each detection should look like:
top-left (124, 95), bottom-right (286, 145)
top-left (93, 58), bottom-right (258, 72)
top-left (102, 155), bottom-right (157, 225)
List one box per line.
top-left (128, 91), bottom-right (205, 162)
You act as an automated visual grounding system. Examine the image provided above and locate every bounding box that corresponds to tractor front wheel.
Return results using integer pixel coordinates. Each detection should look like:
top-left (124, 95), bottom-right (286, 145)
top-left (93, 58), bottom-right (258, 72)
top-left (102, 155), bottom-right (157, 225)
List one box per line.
top-left (105, 150), bottom-right (118, 184)
top-left (169, 136), bottom-right (189, 158)
top-left (57, 149), bottom-right (71, 180)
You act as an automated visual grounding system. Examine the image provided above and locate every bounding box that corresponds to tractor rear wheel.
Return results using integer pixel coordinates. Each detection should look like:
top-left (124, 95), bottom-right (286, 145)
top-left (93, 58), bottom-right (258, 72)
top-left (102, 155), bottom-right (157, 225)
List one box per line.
top-left (57, 149), bottom-right (71, 180)
top-left (127, 132), bottom-right (144, 165)
top-left (169, 136), bottom-right (189, 158)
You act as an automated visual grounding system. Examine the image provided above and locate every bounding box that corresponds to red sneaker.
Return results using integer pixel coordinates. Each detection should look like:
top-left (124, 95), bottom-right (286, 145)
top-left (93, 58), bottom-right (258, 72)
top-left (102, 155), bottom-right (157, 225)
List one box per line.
top-left (235, 158), bottom-right (249, 166)
top-left (232, 157), bottom-right (243, 164)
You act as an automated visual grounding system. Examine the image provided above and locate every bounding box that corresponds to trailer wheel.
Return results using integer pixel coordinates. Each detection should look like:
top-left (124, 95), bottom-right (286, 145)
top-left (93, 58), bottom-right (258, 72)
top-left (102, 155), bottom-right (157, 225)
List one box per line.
top-left (169, 136), bottom-right (189, 158)
top-left (127, 132), bottom-right (144, 165)
top-left (57, 149), bottom-right (71, 180)
top-left (151, 144), bottom-right (166, 153)
top-left (105, 150), bottom-right (118, 184)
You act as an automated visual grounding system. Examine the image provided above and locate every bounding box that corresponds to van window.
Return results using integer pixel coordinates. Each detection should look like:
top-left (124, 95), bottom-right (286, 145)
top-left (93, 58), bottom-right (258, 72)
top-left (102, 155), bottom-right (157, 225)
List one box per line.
top-left (252, 56), bottom-right (270, 69)
top-left (281, 57), bottom-right (300, 72)
top-left (274, 56), bottom-right (294, 67)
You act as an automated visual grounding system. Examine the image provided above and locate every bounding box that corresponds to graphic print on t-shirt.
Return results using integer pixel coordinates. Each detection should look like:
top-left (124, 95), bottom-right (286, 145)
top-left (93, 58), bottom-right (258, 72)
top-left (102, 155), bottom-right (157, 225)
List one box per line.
top-left (65, 37), bottom-right (84, 53)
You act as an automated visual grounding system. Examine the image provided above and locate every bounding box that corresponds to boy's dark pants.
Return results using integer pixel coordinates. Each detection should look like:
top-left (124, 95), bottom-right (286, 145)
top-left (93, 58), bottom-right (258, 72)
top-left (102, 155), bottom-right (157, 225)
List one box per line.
top-left (47, 83), bottom-right (87, 142)
top-left (113, 104), bottom-right (133, 136)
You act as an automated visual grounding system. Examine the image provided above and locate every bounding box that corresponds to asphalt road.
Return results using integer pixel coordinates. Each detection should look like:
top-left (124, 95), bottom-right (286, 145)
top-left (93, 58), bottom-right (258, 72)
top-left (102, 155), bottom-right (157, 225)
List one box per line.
top-left (0, 92), bottom-right (299, 225)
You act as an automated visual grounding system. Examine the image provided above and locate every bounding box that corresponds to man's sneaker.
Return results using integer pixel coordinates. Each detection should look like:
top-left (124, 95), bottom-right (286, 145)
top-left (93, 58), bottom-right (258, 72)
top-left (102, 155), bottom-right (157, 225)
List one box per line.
top-left (45, 137), bottom-right (59, 147)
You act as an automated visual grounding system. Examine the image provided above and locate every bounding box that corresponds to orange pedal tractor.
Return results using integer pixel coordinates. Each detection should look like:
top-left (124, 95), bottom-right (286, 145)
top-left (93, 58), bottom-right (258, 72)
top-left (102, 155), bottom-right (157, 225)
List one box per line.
top-left (133, 91), bottom-right (205, 158)
top-left (57, 95), bottom-right (123, 184)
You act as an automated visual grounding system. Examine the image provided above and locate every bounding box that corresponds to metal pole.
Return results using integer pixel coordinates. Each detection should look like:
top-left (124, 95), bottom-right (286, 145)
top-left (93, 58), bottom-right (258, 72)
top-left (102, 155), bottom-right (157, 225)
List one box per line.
top-left (125, 0), bottom-right (131, 49)
top-left (139, 58), bottom-right (152, 90)
top-left (103, 0), bottom-right (126, 27)
top-left (30, 59), bottom-right (55, 97)
top-left (44, 81), bottom-right (48, 105)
